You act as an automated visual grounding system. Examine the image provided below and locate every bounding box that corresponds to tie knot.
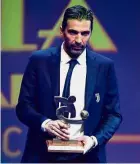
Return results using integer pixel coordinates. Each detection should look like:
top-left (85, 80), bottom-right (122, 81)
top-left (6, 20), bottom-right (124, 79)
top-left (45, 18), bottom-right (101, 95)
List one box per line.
top-left (68, 59), bottom-right (78, 67)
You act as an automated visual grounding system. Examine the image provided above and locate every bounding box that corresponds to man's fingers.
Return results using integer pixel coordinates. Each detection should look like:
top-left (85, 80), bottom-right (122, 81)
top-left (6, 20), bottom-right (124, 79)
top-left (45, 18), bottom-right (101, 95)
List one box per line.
top-left (52, 120), bottom-right (61, 129)
top-left (45, 120), bottom-right (70, 139)
top-left (52, 129), bottom-right (69, 140)
top-left (46, 120), bottom-right (67, 130)
top-left (83, 141), bottom-right (90, 154)
top-left (76, 136), bottom-right (84, 141)
top-left (51, 126), bottom-right (69, 140)
top-left (83, 146), bottom-right (88, 154)
top-left (61, 128), bottom-right (70, 135)
top-left (57, 120), bottom-right (69, 129)
top-left (75, 136), bottom-right (92, 154)
top-left (47, 126), bottom-right (68, 140)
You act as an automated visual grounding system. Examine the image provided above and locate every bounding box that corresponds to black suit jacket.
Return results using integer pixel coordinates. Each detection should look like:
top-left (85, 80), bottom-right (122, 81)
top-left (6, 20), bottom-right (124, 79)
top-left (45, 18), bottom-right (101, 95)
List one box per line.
top-left (16, 46), bottom-right (122, 163)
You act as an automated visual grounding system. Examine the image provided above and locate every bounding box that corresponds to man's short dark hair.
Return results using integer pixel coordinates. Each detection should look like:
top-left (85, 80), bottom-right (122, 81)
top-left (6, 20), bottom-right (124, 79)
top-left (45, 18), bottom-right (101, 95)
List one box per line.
top-left (62, 5), bottom-right (94, 32)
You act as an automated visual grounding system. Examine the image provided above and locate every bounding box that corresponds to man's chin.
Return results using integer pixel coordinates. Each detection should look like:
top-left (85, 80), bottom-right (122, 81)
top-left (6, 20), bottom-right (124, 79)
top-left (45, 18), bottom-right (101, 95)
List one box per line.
top-left (70, 49), bottom-right (84, 58)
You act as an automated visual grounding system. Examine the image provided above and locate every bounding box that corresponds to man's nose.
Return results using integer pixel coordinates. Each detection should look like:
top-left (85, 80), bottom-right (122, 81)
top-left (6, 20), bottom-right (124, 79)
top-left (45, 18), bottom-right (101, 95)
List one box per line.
top-left (75, 34), bottom-right (82, 44)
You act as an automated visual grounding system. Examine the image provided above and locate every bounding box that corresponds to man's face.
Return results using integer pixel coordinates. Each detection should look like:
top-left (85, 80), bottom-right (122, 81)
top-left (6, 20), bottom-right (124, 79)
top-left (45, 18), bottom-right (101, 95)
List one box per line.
top-left (61, 19), bottom-right (91, 58)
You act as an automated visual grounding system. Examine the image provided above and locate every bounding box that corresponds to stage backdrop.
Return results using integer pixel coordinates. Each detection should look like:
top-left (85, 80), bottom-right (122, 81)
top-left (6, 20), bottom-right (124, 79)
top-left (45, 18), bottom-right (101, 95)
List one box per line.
top-left (1, 0), bottom-right (140, 162)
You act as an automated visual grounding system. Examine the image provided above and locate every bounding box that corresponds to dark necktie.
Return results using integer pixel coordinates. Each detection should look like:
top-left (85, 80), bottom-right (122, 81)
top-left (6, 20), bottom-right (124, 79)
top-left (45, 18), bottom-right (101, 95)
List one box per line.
top-left (62, 59), bottom-right (78, 98)
top-left (62, 59), bottom-right (78, 118)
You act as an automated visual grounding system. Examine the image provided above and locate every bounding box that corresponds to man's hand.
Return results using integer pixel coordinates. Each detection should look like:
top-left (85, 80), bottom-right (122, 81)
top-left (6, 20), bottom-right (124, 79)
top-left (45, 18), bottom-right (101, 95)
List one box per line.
top-left (77, 135), bottom-right (95, 154)
top-left (44, 120), bottom-right (70, 140)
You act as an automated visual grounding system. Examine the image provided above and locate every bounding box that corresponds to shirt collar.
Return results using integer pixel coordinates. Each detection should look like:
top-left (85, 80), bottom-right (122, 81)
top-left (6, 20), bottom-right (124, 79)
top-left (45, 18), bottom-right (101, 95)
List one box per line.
top-left (61, 42), bottom-right (86, 65)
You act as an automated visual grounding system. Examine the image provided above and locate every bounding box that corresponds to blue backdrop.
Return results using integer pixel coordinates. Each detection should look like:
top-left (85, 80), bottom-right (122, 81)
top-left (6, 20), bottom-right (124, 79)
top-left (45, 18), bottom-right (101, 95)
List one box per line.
top-left (1, 0), bottom-right (140, 162)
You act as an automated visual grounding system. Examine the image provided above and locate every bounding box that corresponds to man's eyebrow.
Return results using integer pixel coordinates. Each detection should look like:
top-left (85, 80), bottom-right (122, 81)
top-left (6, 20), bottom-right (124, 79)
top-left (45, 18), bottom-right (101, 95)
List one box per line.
top-left (68, 29), bottom-right (78, 33)
top-left (68, 29), bottom-right (90, 34)
top-left (81, 31), bottom-right (90, 34)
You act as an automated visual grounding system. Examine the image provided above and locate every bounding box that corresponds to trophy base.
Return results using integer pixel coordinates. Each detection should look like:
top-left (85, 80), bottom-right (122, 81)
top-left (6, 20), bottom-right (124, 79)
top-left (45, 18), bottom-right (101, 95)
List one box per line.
top-left (46, 139), bottom-right (84, 153)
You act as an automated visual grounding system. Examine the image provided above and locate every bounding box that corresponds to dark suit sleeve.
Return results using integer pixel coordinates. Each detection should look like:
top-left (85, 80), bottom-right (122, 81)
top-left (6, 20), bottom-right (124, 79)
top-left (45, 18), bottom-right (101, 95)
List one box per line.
top-left (95, 62), bottom-right (122, 145)
top-left (16, 55), bottom-right (47, 131)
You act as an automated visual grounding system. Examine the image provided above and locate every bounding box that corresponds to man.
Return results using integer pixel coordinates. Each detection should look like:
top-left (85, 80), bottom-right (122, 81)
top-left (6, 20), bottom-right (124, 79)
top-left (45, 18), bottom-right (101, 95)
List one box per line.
top-left (16, 5), bottom-right (122, 163)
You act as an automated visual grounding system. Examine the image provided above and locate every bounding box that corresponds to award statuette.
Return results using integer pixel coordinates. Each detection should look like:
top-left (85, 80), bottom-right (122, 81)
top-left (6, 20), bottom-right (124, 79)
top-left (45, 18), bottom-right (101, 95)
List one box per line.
top-left (46, 96), bottom-right (89, 153)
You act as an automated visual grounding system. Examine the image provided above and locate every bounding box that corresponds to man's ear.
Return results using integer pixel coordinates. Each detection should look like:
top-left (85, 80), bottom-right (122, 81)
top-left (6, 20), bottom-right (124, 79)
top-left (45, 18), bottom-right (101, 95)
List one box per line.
top-left (60, 26), bottom-right (64, 36)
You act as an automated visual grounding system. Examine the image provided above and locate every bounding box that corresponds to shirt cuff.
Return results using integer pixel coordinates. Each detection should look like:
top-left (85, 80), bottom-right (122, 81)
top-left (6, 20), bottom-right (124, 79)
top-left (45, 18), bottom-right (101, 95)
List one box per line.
top-left (90, 136), bottom-right (98, 148)
top-left (41, 119), bottom-right (52, 132)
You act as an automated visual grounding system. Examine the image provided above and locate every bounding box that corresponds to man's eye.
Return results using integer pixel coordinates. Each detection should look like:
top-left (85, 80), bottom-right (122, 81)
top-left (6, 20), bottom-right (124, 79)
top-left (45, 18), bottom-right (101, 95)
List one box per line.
top-left (68, 30), bottom-right (77, 35)
top-left (81, 32), bottom-right (90, 36)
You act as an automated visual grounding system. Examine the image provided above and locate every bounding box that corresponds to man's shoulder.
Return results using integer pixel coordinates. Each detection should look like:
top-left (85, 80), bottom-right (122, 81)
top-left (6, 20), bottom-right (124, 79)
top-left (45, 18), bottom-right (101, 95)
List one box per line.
top-left (30, 47), bottom-right (59, 60)
top-left (88, 49), bottom-right (114, 65)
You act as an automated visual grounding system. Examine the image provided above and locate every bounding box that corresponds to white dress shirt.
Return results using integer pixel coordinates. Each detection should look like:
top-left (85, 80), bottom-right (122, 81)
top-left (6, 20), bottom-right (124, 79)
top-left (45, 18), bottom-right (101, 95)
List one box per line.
top-left (60, 43), bottom-right (86, 139)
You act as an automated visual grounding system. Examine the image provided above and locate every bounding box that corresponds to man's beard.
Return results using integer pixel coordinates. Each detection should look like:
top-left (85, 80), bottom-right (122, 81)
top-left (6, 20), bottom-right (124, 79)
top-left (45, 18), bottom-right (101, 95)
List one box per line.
top-left (65, 44), bottom-right (86, 59)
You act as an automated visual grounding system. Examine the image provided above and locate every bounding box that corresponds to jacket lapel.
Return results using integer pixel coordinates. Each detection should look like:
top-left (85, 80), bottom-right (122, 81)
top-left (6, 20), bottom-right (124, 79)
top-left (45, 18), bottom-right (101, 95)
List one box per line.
top-left (48, 47), bottom-right (61, 108)
top-left (85, 49), bottom-right (98, 111)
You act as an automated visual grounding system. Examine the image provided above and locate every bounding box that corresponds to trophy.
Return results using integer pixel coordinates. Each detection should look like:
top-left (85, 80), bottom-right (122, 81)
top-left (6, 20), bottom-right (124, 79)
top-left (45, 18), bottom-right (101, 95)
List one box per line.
top-left (46, 96), bottom-right (89, 153)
